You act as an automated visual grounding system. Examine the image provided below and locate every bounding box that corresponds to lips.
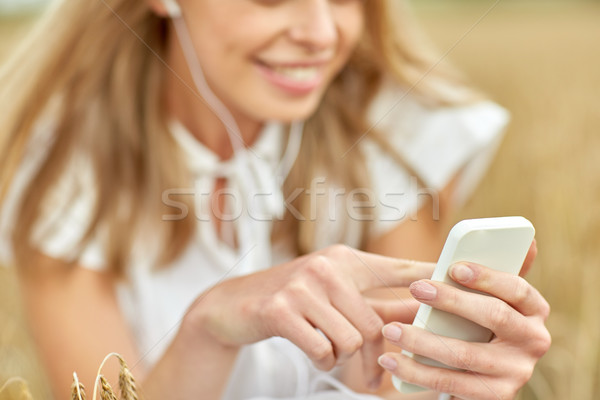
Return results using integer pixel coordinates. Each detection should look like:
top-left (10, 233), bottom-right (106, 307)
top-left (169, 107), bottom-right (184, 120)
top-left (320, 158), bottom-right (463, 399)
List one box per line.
top-left (269, 65), bottom-right (320, 82)
top-left (255, 59), bottom-right (327, 95)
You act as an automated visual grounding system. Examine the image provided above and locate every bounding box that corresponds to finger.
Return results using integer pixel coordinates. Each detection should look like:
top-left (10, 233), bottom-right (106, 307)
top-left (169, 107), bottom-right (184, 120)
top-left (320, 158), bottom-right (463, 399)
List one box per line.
top-left (378, 352), bottom-right (509, 400)
top-left (337, 246), bottom-right (435, 291)
top-left (409, 280), bottom-right (529, 340)
top-left (382, 322), bottom-right (506, 374)
top-left (520, 239), bottom-right (538, 277)
top-left (448, 262), bottom-right (550, 319)
top-left (278, 316), bottom-right (336, 371)
top-left (367, 297), bottom-right (420, 324)
top-left (300, 296), bottom-right (364, 367)
top-left (326, 280), bottom-right (386, 388)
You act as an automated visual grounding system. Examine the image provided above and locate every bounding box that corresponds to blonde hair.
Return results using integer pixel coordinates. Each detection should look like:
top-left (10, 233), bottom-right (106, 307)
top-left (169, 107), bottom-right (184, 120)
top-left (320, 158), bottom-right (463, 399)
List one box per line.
top-left (0, 0), bottom-right (477, 274)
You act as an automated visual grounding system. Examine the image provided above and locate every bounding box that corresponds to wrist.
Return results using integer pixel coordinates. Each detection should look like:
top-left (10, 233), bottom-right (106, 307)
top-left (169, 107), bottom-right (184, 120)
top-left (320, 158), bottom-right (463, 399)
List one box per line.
top-left (181, 304), bottom-right (235, 349)
top-left (142, 301), bottom-right (240, 400)
top-left (181, 291), bottom-right (244, 352)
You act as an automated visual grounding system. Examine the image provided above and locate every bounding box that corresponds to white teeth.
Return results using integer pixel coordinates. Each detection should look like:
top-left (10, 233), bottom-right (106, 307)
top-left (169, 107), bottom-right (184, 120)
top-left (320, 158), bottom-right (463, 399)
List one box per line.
top-left (272, 66), bottom-right (319, 82)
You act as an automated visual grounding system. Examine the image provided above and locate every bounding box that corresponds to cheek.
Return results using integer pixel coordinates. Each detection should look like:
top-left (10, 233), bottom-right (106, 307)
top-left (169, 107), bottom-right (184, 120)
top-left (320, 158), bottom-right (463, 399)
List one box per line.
top-left (335, 3), bottom-right (366, 54)
top-left (198, 20), bottom-right (274, 73)
top-left (177, 2), bottom-right (365, 122)
top-left (185, 1), bottom-right (266, 63)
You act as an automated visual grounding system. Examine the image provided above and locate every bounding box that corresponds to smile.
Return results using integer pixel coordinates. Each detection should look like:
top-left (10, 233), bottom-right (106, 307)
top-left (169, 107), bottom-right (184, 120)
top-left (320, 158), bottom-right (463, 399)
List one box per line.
top-left (255, 60), bottom-right (326, 95)
top-left (270, 65), bottom-right (320, 82)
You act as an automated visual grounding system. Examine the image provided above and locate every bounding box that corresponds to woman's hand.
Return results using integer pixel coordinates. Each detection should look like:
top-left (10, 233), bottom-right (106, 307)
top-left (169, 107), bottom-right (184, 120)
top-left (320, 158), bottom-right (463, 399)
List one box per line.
top-left (184, 244), bottom-right (434, 389)
top-left (377, 259), bottom-right (551, 400)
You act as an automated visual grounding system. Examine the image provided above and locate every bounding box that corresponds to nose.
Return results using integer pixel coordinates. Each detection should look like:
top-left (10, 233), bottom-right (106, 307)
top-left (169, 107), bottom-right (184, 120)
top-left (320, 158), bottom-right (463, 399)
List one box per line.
top-left (288, 0), bottom-right (338, 51)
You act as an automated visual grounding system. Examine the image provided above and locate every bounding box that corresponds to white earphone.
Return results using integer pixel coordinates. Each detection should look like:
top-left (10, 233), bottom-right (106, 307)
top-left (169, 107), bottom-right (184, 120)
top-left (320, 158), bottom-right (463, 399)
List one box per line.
top-left (161, 0), bottom-right (305, 272)
top-left (160, 0), bottom-right (181, 18)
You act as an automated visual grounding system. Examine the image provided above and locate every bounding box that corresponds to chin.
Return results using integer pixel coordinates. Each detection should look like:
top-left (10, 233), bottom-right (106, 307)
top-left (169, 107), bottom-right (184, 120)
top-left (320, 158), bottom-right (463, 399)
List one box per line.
top-left (253, 95), bottom-right (324, 123)
top-left (266, 108), bottom-right (318, 123)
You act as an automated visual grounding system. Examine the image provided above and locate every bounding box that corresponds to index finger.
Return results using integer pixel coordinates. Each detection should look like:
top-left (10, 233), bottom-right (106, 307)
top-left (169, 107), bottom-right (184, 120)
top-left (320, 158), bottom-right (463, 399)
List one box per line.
top-left (449, 262), bottom-right (550, 319)
top-left (343, 246), bottom-right (435, 291)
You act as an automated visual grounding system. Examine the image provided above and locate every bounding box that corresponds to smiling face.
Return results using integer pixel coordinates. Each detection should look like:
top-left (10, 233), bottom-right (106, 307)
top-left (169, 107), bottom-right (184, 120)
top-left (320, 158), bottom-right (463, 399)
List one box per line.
top-left (166, 0), bottom-right (365, 124)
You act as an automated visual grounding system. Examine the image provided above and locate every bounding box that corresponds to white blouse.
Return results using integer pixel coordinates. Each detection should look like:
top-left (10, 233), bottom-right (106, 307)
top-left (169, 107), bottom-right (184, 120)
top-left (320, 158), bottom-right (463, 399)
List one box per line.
top-left (0, 85), bottom-right (509, 400)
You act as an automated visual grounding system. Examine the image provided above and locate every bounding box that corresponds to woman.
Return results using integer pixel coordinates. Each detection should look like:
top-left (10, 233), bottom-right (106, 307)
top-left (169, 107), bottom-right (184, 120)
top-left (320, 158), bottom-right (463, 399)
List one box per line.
top-left (0, 0), bottom-right (550, 399)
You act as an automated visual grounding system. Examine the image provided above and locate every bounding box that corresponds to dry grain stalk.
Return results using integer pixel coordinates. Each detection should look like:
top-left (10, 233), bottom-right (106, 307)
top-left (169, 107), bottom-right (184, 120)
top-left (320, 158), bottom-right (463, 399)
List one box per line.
top-left (98, 376), bottom-right (117, 400)
top-left (0, 377), bottom-right (33, 400)
top-left (71, 373), bottom-right (86, 400)
top-left (115, 355), bottom-right (139, 400)
top-left (70, 353), bottom-right (140, 400)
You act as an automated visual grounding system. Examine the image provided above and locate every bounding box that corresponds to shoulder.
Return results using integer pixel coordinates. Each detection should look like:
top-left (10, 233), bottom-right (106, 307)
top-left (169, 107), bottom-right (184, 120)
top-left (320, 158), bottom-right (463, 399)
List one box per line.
top-left (0, 111), bottom-right (105, 270)
top-left (363, 79), bottom-right (509, 187)
top-left (361, 80), bottom-right (510, 236)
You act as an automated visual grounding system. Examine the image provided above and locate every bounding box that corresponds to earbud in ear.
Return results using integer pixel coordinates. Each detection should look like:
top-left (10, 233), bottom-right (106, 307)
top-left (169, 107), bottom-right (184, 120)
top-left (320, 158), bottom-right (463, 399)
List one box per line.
top-left (161, 0), bottom-right (182, 18)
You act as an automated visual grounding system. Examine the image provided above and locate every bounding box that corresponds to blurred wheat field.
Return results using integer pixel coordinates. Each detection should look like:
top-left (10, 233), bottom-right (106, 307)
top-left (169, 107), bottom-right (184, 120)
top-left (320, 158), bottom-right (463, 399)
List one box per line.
top-left (0, 15), bottom-right (51, 400)
top-left (1, 2), bottom-right (599, 399)
top-left (416, 2), bottom-right (600, 399)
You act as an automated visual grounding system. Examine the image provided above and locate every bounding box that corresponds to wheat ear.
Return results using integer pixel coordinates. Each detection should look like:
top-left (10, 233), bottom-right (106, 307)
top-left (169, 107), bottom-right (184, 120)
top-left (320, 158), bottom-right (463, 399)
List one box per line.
top-left (115, 355), bottom-right (139, 400)
top-left (71, 373), bottom-right (87, 400)
top-left (91, 353), bottom-right (141, 400)
top-left (91, 353), bottom-right (117, 400)
top-left (98, 376), bottom-right (117, 400)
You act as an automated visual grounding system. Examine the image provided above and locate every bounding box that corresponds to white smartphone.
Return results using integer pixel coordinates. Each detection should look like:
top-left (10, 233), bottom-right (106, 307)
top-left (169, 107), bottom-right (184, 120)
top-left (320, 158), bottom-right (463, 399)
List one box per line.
top-left (393, 216), bottom-right (535, 393)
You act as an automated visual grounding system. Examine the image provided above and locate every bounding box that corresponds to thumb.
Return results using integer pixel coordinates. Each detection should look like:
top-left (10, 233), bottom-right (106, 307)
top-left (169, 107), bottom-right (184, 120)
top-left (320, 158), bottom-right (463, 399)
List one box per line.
top-left (367, 297), bottom-right (420, 325)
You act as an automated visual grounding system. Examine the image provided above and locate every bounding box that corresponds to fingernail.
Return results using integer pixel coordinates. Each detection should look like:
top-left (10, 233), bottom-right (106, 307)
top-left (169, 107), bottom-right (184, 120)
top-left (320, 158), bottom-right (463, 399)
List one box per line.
top-left (382, 324), bottom-right (403, 341)
top-left (410, 281), bottom-right (437, 300)
top-left (378, 355), bottom-right (398, 371)
top-left (450, 263), bottom-right (474, 283)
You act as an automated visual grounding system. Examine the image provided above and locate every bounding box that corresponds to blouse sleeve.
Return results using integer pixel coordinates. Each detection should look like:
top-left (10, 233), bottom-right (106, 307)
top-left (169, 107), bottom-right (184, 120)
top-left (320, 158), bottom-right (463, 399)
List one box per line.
top-left (363, 84), bottom-right (510, 238)
top-left (31, 155), bottom-right (107, 270)
top-left (0, 119), bottom-right (107, 270)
